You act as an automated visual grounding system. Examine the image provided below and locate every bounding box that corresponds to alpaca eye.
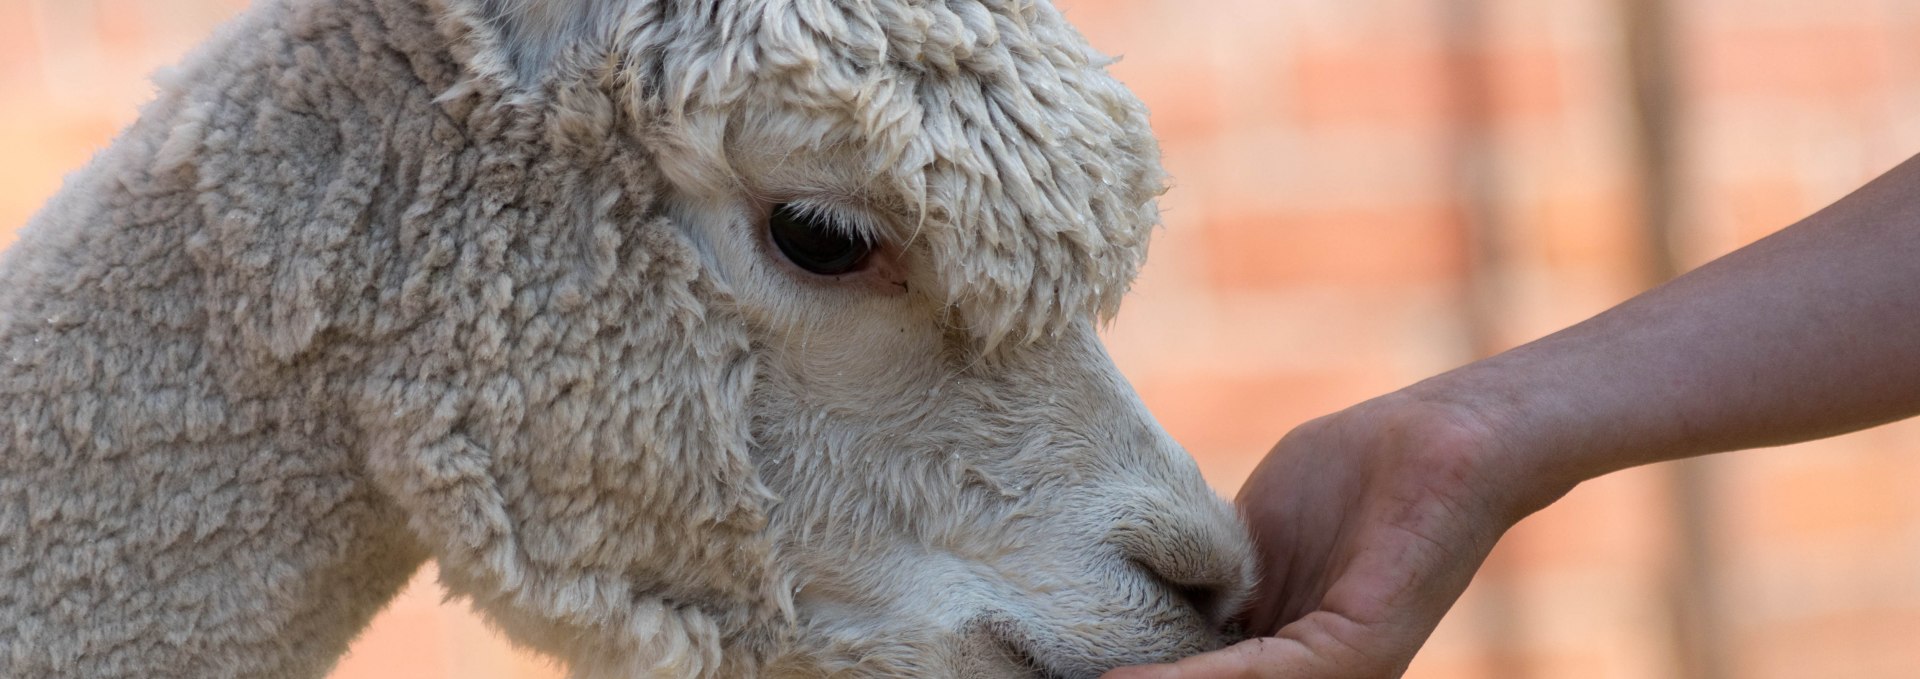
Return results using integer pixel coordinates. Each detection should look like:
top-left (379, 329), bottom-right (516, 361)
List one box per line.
top-left (768, 204), bottom-right (873, 276)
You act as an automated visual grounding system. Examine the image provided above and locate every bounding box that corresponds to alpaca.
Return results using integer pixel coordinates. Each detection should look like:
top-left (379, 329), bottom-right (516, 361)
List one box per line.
top-left (0, 0), bottom-right (1255, 677)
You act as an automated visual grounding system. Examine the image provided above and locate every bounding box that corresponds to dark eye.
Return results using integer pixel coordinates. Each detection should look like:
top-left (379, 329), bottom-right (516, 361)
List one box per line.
top-left (768, 203), bottom-right (874, 276)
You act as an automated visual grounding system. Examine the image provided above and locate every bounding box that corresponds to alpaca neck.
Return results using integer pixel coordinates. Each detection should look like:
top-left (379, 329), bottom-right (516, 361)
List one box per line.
top-left (0, 193), bottom-right (435, 678)
top-left (0, 0), bottom-right (447, 675)
top-left (0, 106), bottom-right (434, 679)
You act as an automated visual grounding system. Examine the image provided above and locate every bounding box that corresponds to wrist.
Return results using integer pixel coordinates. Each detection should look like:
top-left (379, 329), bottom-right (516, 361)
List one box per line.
top-left (1369, 378), bottom-right (1581, 523)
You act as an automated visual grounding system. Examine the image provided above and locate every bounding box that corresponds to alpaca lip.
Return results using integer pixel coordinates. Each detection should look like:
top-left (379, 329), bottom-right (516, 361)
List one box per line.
top-left (998, 639), bottom-right (1068, 679)
top-left (983, 624), bottom-right (1070, 679)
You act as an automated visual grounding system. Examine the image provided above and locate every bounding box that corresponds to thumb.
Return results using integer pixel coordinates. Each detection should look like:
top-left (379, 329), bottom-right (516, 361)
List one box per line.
top-left (1101, 609), bottom-right (1411, 679)
top-left (1099, 637), bottom-right (1327, 679)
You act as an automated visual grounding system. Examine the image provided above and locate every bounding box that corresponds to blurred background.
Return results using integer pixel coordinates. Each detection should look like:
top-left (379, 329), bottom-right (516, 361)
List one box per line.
top-left (6, 0), bottom-right (1920, 676)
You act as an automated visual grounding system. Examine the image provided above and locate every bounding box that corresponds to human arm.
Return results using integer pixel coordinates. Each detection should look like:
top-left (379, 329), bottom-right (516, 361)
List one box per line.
top-left (1106, 151), bottom-right (1920, 678)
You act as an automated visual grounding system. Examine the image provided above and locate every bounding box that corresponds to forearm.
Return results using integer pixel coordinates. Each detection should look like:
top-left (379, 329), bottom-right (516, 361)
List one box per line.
top-left (1411, 152), bottom-right (1920, 507)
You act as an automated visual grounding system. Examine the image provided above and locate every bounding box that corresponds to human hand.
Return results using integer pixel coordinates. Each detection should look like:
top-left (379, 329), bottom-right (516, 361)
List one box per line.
top-left (1104, 394), bottom-right (1559, 678)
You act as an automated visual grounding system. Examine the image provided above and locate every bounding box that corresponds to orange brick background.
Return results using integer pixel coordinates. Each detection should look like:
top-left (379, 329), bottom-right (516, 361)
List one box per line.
top-left (7, 1), bottom-right (1920, 677)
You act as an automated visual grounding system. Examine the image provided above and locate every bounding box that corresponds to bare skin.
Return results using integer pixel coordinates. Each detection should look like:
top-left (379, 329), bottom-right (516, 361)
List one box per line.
top-left (1105, 151), bottom-right (1920, 678)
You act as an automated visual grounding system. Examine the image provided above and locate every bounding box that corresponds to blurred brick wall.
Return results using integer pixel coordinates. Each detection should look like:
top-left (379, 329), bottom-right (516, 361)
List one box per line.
top-left (6, 1), bottom-right (1920, 677)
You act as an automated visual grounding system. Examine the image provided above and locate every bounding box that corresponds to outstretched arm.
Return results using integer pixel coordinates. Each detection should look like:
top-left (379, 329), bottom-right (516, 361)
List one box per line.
top-left (1108, 151), bottom-right (1920, 678)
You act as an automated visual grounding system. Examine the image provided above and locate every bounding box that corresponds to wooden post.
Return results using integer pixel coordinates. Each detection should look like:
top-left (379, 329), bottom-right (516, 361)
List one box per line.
top-left (1440, 1), bottom-right (1530, 676)
top-left (1620, 0), bottom-right (1730, 677)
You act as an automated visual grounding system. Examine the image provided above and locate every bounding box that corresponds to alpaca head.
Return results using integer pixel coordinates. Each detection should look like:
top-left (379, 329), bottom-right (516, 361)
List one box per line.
top-left (433, 0), bottom-right (1256, 675)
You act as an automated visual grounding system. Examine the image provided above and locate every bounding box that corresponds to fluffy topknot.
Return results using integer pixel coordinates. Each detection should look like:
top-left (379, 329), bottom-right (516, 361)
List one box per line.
top-left (456, 0), bottom-right (1167, 349)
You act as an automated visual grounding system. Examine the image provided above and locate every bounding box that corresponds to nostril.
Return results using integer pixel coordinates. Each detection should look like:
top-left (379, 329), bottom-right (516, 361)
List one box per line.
top-left (1107, 504), bottom-right (1255, 629)
top-left (1130, 557), bottom-right (1235, 625)
top-left (1172, 582), bottom-right (1224, 623)
top-left (1135, 568), bottom-right (1228, 622)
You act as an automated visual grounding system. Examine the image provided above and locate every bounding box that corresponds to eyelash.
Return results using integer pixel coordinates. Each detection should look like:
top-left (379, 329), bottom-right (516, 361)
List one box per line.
top-left (765, 202), bottom-right (878, 277)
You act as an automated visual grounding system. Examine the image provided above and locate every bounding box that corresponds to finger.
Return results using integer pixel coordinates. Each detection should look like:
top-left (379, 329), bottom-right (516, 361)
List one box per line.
top-left (1099, 637), bottom-right (1320, 679)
